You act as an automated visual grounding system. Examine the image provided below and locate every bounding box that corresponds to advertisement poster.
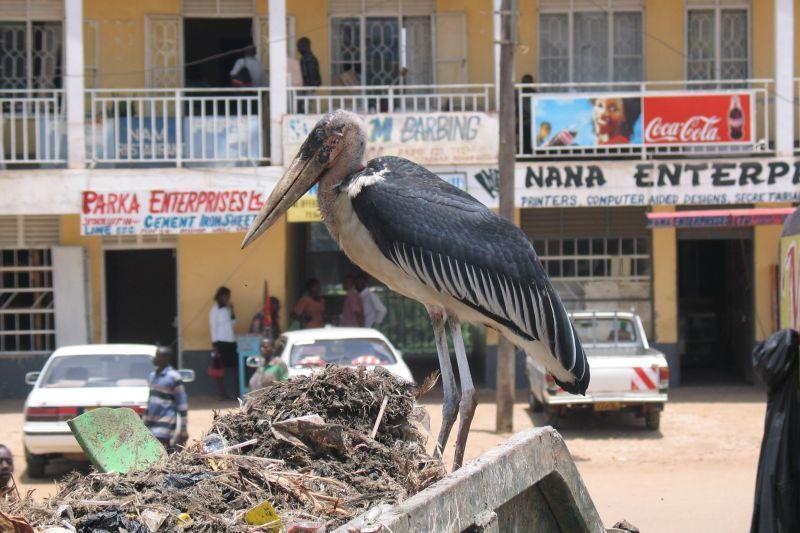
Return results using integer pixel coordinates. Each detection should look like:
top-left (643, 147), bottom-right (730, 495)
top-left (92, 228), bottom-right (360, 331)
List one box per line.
top-left (643, 93), bottom-right (753, 145)
top-left (534, 96), bottom-right (643, 148)
top-left (283, 112), bottom-right (499, 165)
top-left (780, 234), bottom-right (800, 330)
top-left (80, 189), bottom-right (267, 235)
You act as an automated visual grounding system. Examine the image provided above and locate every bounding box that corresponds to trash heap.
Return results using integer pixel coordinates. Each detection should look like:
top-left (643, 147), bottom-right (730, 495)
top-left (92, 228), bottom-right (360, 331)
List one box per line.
top-left (7, 366), bottom-right (445, 532)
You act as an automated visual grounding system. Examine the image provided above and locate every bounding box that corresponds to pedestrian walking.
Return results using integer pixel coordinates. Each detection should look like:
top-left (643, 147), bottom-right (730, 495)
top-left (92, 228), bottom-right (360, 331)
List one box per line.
top-left (209, 286), bottom-right (238, 400)
top-left (355, 274), bottom-right (387, 328)
top-left (143, 347), bottom-right (189, 451)
top-left (339, 275), bottom-right (364, 327)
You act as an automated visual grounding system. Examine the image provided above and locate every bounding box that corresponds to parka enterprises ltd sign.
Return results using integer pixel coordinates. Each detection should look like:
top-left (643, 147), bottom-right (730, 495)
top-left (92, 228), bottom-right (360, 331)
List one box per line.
top-left (468, 158), bottom-right (800, 208)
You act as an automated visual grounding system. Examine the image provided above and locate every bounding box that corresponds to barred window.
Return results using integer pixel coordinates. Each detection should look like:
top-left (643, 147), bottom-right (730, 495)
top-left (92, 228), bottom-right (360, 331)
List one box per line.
top-left (687, 8), bottom-right (748, 81)
top-left (0, 21), bottom-right (63, 90)
top-left (530, 237), bottom-right (651, 281)
top-left (0, 248), bottom-right (55, 355)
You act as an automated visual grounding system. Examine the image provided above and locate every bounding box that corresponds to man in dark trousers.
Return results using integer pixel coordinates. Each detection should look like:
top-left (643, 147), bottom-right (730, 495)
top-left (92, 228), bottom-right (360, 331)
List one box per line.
top-left (297, 37), bottom-right (321, 113)
top-left (143, 346), bottom-right (189, 451)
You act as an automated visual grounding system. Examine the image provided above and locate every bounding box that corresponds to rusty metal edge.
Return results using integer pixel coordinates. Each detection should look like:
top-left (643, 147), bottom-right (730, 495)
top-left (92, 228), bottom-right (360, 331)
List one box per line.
top-left (334, 426), bottom-right (605, 533)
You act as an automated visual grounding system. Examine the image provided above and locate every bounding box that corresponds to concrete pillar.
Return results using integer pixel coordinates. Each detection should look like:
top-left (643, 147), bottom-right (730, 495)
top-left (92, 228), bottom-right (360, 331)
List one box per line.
top-left (65, 0), bottom-right (85, 168)
top-left (493, 0), bottom-right (501, 109)
top-left (268, 0), bottom-right (288, 165)
top-left (775, 0), bottom-right (794, 156)
top-left (651, 206), bottom-right (679, 385)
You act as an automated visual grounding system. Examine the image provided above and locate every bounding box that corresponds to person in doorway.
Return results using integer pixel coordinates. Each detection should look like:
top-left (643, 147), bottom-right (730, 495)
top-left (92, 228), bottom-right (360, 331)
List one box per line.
top-left (143, 346), bottom-right (189, 452)
top-left (248, 337), bottom-right (289, 390)
top-left (230, 45), bottom-right (266, 87)
top-left (209, 286), bottom-right (238, 399)
top-left (0, 444), bottom-right (17, 502)
top-left (339, 275), bottom-right (364, 327)
top-left (291, 278), bottom-right (326, 329)
top-left (355, 274), bottom-right (387, 329)
top-left (591, 97), bottom-right (641, 145)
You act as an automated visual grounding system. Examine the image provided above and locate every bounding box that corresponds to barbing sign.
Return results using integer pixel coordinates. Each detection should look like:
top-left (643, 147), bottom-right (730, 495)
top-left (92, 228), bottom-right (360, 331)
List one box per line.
top-left (80, 190), bottom-right (266, 236)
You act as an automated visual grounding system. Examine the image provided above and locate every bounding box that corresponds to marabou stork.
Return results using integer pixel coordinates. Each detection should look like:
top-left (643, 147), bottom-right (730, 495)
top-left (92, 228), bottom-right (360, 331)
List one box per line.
top-left (242, 110), bottom-right (590, 469)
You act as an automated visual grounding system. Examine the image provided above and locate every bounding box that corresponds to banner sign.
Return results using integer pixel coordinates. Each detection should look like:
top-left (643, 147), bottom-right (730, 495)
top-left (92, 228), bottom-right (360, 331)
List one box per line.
top-left (467, 158), bottom-right (800, 209)
top-left (283, 113), bottom-right (499, 165)
top-left (80, 189), bottom-right (267, 236)
top-left (532, 91), bottom-right (753, 149)
top-left (780, 233), bottom-right (800, 330)
top-left (647, 208), bottom-right (794, 229)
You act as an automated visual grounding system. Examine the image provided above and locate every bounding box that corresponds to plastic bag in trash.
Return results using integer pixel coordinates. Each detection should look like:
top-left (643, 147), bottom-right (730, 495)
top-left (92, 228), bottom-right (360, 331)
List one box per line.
top-left (750, 329), bottom-right (800, 533)
top-left (76, 507), bottom-right (148, 533)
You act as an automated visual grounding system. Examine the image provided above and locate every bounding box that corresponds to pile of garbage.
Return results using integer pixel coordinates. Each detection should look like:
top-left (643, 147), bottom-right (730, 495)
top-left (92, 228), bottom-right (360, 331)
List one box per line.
top-left (5, 366), bottom-right (445, 532)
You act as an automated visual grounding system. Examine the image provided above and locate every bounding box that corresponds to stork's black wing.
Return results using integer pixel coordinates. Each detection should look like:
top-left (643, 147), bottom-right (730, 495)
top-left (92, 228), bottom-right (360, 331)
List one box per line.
top-left (348, 157), bottom-right (589, 393)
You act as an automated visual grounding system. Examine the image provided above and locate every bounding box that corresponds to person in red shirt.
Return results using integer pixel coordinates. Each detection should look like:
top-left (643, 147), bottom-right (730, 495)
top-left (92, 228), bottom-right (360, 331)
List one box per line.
top-left (591, 97), bottom-right (641, 145)
top-left (339, 275), bottom-right (364, 327)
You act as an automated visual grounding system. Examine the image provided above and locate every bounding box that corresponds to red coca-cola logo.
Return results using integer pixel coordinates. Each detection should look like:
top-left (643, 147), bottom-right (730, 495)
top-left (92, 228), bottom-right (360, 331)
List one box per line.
top-left (644, 116), bottom-right (721, 143)
top-left (643, 93), bottom-right (751, 144)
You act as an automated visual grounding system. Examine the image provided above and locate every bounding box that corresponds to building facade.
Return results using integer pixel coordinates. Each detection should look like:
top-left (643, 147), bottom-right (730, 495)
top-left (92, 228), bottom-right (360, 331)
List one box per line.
top-left (1, 0), bottom-right (798, 396)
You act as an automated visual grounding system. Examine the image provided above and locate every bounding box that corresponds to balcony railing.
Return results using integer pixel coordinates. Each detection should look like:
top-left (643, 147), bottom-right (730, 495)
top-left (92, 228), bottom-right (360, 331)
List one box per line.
top-left (795, 77), bottom-right (800, 155)
top-left (0, 90), bottom-right (65, 165)
top-left (516, 79), bottom-right (773, 160)
top-left (87, 87), bottom-right (269, 166)
top-left (288, 84), bottom-right (493, 115)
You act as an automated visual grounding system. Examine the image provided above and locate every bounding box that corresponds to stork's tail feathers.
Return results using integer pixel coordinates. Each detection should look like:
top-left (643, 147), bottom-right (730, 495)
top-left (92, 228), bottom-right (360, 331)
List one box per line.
top-left (544, 288), bottom-right (590, 395)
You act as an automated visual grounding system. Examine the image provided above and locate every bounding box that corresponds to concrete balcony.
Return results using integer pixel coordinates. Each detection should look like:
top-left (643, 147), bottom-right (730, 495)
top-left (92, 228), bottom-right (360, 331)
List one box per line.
top-left (0, 90), bottom-right (66, 167)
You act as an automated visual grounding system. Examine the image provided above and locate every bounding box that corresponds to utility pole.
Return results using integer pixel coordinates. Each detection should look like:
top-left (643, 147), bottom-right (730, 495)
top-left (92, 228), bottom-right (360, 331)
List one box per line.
top-left (496, 0), bottom-right (517, 434)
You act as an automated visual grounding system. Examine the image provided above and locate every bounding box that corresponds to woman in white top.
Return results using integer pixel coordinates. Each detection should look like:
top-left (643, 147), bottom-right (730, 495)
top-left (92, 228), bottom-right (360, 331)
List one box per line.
top-left (209, 286), bottom-right (237, 399)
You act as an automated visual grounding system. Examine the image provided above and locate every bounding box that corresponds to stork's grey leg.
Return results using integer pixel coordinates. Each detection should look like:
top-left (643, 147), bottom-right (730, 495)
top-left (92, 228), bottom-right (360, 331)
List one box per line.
top-left (429, 307), bottom-right (460, 460)
top-left (449, 316), bottom-right (477, 470)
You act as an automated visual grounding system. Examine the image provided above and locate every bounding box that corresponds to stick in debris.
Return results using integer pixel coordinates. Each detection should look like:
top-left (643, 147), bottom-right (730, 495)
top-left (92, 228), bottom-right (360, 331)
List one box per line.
top-left (206, 438), bottom-right (258, 454)
top-left (370, 396), bottom-right (390, 439)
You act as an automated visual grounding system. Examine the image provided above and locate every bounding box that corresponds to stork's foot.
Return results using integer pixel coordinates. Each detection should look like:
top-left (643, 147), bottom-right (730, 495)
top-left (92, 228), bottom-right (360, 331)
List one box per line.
top-left (452, 387), bottom-right (478, 470)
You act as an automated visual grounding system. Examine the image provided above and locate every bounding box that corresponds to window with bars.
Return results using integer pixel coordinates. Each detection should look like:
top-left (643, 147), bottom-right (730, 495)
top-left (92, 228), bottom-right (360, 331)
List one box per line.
top-left (687, 8), bottom-right (748, 81)
top-left (330, 15), bottom-right (432, 86)
top-left (0, 248), bottom-right (55, 355)
top-left (538, 10), bottom-right (643, 84)
top-left (0, 21), bottom-right (63, 90)
top-left (529, 237), bottom-right (651, 281)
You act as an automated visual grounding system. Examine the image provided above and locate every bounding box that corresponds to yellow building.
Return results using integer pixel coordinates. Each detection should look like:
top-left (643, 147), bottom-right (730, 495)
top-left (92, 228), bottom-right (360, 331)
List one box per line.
top-left (1, 0), bottom-right (798, 397)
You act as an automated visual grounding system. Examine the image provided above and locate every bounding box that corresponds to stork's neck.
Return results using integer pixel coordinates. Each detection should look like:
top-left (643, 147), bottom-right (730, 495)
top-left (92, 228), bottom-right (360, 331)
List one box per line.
top-left (317, 140), bottom-right (364, 241)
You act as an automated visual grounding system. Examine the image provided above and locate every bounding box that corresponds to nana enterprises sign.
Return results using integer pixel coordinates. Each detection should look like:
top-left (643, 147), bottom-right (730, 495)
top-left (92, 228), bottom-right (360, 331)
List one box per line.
top-left (467, 158), bottom-right (800, 209)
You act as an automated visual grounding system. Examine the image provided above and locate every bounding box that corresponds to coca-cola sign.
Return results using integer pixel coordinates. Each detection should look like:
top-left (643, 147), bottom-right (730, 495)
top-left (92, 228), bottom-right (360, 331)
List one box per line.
top-left (643, 93), bottom-right (753, 145)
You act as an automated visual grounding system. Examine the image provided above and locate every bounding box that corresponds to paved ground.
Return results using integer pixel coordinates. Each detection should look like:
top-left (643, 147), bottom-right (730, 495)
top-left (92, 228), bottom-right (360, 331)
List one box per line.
top-left (1, 384), bottom-right (765, 532)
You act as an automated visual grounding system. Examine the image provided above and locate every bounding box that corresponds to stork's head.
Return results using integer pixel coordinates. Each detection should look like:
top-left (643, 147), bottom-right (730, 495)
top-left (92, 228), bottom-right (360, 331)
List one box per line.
top-left (241, 110), bottom-right (366, 249)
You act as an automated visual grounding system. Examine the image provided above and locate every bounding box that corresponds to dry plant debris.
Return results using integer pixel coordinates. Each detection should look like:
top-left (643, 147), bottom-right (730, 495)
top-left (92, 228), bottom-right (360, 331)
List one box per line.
top-left (4, 366), bottom-right (444, 532)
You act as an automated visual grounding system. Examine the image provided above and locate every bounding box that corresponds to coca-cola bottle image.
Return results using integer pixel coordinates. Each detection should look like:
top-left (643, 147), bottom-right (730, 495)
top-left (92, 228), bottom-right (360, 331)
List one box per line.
top-left (728, 95), bottom-right (744, 141)
top-left (546, 128), bottom-right (578, 147)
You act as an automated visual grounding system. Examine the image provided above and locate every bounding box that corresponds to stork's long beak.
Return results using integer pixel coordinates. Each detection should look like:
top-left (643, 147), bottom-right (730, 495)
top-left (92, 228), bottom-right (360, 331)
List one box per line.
top-left (241, 152), bottom-right (324, 249)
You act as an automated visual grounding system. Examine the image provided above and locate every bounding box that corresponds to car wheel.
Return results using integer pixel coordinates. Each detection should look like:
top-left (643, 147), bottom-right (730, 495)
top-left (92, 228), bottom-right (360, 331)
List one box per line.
top-left (645, 409), bottom-right (661, 430)
top-left (528, 391), bottom-right (543, 413)
top-left (25, 451), bottom-right (46, 478)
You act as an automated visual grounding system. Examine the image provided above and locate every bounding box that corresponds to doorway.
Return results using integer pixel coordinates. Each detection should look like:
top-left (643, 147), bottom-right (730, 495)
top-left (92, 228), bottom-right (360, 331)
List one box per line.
top-left (678, 237), bottom-right (753, 383)
top-left (105, 249), bottom-right (177, 347)
top-left (184, 18), bottom-right (254, 87)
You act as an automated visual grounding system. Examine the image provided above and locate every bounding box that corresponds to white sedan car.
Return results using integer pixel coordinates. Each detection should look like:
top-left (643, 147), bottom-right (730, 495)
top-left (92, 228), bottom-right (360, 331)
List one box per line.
top-left (23, 344), bottom-right (194, 477)
top-left (247, 327), bottom-right (414, 383)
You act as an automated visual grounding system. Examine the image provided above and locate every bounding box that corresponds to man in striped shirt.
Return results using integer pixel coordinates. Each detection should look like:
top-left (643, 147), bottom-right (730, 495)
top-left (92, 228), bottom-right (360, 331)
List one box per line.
top-left (143, 346), bottom-right (188, 450)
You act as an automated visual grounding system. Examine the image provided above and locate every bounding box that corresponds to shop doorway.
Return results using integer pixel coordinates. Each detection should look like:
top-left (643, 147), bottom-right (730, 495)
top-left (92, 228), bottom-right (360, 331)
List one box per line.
top-left (678, 237), bottom-right (753, 383)
top-left (105, 249), bottom-right (177, 347)
top-left (184, 18), bottom-right (254, 87)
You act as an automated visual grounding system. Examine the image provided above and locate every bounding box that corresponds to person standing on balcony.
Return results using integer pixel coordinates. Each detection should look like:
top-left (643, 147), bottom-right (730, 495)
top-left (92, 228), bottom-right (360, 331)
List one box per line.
top-left (230, 45), bottom-right (266, 87)
top-left (298, 37), bottom-right (321, 88)
top-left (209, 286), bottom-right (238, 399)
top-left (355, 274), bottom-right (387, 329)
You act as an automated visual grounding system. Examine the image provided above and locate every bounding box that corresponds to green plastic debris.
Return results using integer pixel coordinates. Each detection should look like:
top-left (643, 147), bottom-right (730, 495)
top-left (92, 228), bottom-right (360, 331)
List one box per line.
top-left (67, 407), bottom-right (166, 474)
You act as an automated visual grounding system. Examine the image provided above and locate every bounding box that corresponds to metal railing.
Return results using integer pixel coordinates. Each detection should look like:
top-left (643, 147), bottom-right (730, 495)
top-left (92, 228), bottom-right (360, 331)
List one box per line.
top-left (288, 84), bottom-right (493, 115)
top-left (516, 79), bottom-right (773, 160)
top-left (0, 90), bottom-right (65, 164)
top-left (88, 87), bottom-right (269, 166)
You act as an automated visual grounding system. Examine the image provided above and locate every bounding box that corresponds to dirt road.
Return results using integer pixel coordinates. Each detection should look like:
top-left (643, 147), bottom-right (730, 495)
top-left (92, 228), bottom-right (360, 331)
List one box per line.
top-left (2, 384), bottom-right (764, 532)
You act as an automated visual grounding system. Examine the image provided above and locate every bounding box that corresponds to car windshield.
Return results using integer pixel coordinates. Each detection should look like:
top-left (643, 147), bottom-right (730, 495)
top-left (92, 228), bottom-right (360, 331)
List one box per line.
top-left (572, 317), bottom-right (640, 347)
top-left (289, 338), bottom-right (397, 367)
top-left (40, 354), bottom-right (153, 388)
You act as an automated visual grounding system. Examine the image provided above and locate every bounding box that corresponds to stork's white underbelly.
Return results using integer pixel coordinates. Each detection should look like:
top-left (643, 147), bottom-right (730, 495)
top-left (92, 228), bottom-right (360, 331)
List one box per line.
top-left (331, 192), bottom-right (569, 381)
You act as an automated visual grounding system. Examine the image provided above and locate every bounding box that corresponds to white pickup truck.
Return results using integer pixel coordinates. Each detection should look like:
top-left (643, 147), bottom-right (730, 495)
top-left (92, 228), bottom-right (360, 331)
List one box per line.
top-left (525, 311), bottom-right (669, 430)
